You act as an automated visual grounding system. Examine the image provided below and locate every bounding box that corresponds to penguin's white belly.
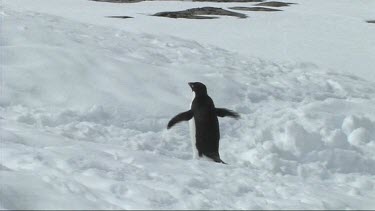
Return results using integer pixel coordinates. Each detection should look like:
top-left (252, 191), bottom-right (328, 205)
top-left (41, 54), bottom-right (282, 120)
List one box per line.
top-left (189, 118), bottom-right (199, 159)
top-left (189, 92), bottom-right (199, 159)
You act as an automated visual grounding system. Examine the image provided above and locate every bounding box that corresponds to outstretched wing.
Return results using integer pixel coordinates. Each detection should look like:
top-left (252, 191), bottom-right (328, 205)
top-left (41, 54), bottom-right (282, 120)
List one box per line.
top-left (167, 110), bottom-right (193, 129)
top-left (216, 108), bottom-right (240, 119)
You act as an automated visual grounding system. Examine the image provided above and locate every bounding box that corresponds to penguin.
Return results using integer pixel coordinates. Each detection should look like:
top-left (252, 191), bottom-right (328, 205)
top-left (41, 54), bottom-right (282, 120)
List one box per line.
top-left (167, 82), bottom-right (240, 164)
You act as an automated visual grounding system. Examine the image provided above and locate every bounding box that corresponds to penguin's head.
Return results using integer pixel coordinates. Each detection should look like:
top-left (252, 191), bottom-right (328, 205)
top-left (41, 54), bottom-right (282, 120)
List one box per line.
top-left (188, 82), bottom-right (207, 96)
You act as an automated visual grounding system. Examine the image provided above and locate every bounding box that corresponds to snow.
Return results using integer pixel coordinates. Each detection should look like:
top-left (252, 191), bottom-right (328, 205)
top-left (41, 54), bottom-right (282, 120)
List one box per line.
top-left (1, 0), bottom-right (375, 209)
top-left (3, 0), bottom-right (375, 81)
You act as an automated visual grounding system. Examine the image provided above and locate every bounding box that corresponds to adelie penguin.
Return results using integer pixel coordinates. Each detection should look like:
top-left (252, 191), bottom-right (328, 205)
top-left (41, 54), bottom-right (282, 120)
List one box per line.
top-left (167, 82), bottom-right (240, 164)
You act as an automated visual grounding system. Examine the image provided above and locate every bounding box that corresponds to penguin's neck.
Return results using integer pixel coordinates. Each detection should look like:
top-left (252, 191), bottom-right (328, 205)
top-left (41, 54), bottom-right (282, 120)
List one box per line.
top-left (194, 91), bottom-right (208, 97)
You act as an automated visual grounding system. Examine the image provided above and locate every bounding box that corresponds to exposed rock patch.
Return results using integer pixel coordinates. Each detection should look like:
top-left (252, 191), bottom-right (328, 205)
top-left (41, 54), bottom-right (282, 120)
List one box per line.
top-left (230, 6), bottom-right (281, 12)
top-left (366, 20), bottom-right (375, 24)
top-left (106, 15), bottom-right (133, 18)
top-left (153, 7), bottom-right (247, 19)
top-left (255, 1), bottom-right (296, 7)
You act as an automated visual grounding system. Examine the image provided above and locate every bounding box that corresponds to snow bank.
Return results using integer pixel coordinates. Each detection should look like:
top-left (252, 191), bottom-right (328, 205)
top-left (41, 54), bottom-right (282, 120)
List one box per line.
top-left (1, 6), bottom-right (375, 210)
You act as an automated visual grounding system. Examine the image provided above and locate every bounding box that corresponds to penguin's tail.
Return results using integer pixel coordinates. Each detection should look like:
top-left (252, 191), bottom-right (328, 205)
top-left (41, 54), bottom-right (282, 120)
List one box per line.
top-left (204, 152), bottom-right (227, 165)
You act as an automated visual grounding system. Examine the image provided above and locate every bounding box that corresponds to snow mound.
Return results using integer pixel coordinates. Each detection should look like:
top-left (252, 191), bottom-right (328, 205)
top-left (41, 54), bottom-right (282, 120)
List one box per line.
top-left (1, 8), bottom-right (375, 210)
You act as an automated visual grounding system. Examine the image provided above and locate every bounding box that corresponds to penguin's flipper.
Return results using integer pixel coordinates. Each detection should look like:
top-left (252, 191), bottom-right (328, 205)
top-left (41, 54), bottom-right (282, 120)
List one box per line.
top-left (215, 108), bottom-right (240, 119)
top-left (167, 110), bottom-right (193, 129)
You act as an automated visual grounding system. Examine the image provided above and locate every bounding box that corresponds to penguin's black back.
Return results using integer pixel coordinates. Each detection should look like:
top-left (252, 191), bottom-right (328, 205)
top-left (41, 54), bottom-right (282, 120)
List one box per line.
top-left (191, 95), bottom-right (220, 157)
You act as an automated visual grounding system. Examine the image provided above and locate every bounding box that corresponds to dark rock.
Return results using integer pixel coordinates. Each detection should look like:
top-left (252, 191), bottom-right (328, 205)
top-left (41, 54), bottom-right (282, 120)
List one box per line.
top-left (255, 1), bottom-right (296, 7)
top-left (229, 6), bottom-right (281, 11)
top-left (366, 20), bottom-right (375, 24)
top-left (153, 7), bottom-right (247, 19)
top-left (106, 15), bottom-right (133, 18)
top-left (154, 12), bottom-right (218, 19)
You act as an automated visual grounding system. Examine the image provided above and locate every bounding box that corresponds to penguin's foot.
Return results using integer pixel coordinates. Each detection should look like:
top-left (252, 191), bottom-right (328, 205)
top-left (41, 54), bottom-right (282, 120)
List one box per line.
top-left (203, 152), bottom-right (227, 164)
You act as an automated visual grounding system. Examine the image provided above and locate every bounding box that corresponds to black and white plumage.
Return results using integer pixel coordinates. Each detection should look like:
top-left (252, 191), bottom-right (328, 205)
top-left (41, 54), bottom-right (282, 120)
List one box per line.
top-left (167, 82), bottom-right (240, 164)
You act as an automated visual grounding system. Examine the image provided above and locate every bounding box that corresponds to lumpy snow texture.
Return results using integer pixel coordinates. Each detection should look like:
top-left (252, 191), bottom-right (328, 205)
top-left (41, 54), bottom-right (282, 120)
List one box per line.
top-left (1, 1), bottom-right (375, 210)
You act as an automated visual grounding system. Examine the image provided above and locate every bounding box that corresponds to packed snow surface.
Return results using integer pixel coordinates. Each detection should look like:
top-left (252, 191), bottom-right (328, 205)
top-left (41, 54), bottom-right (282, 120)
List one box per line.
top-left (1, 0), bottom-right (375, 210)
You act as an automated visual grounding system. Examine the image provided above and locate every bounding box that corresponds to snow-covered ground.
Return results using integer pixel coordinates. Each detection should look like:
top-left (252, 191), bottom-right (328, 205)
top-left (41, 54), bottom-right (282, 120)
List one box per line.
top-left (1, 0), bottom-right (375, 209)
